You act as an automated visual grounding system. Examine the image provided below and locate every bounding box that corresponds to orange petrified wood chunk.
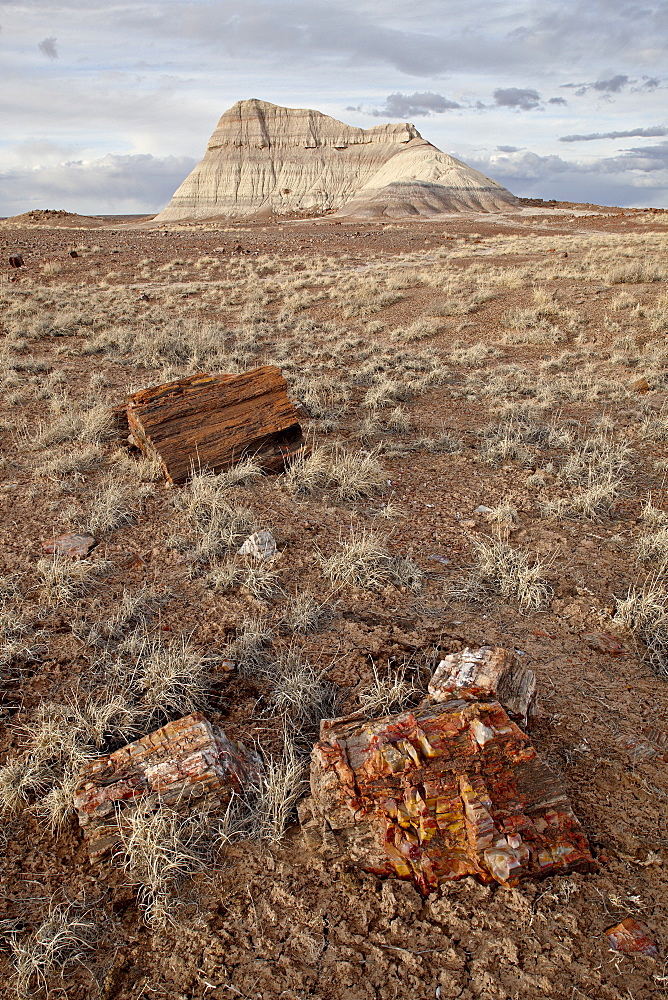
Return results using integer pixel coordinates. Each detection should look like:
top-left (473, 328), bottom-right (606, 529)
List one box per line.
top-left (126, 365), bottom-right (304, 484)
top-left (300, 700), bottom-right (595, 896)
top-left (73, 712), bottom-right (257, 859)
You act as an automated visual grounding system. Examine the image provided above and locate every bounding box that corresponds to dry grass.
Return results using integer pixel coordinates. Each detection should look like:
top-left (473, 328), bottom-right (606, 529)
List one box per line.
top-left (358, 659), bottom-right (424, 717)
top-left (279, 591), bottom-right (335, 634)
top-left (321, 530), bottom-right (422, 593)
top-left (114, 799), bottom-right (215, 928)
top-left (614, 576), bottom-right (668, 675)
top-left (282, 444), bottom-right (386, 502)
top-left (85, 477), bottom-right (136, 534)
top-left (35, 555), bottom-right (106, 606)
top-left (266, 648), bottom-right (339, 727)
top-left (458, 537), bottom-right (552, 611)
top-left (227, 738), bottom-right (309, 846)
top-left (6, 900), bottom-right (98, 998)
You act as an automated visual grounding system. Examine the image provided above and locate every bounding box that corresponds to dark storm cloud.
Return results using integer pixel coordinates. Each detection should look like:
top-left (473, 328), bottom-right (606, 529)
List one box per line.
top-left (493, 87), bottom-right (541, 110)
top-left (38, 36), bottom-right (58, 60)
top-left (560, 126), bottom-right (668, 142)
top-left (371, 92), bottom-right (460, 118)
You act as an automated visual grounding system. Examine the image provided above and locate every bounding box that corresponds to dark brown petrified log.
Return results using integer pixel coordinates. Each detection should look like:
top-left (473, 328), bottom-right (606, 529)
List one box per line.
top-left (428, 646), bottom-right (538, 723)
top-left (126, 366), bottom-right (304, 483)
top-left (299, 700), bottom-right (594, 896)
top-left (73, 712), bottom-right (256, 859)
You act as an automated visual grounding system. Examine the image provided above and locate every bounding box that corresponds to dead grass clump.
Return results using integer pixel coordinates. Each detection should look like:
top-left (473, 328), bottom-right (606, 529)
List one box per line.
top-left (541, 471), bottom-right (623, 520)
top-left (7, 900), bottom-right (98, 998)
top-left (172, 470), bottom-right (255, 570)
top-left (86, 478), bottom-right (136, 534)
top-left (321, 530), bottom-right (422, 592)
top-left (116, 634), bottom-right (212, 725)
top-left (239, 558), bottom-right (284, 602)
top-left (608, 260), bottom-right (666, 284)
top-left (214, 457), bottom-right (264, 489)
top-left (114, 800), bottom-right (215, 928)
top-left (33, 445), bottom-right (103, 482)
top-left (614, 577), bottom-right (668, 675)
top-left (35, 555), bottom-right (105, 606)
top-left (460, 537), bottom-right (552, 611)
top-left (227, 615), bottom-right (274, 675)
top-left (283, 445), bottom-right (386, 502)
top-left (557, 431), bottom-right (632, 485)
top-left (32, 401), bottom-right (113, 448)
top-left (0, 696), bottom-right (136, 828)
top-left (233, 739), bottom-right (308, 846)
top-left (266, 649), bottom-right (339, 727)
top-left (279, 592), bottom-right (334, 634)
top-left (358, 659), bottom-right (424, 717)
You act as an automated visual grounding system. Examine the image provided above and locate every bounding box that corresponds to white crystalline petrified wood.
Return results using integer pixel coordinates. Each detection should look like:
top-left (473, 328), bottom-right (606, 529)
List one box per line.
top-left (73, 712), bottom-right (257, 859)
top-left (299, 700), bottom-right (595, 896)
top-left (428, 646), bottom-right (538, 723)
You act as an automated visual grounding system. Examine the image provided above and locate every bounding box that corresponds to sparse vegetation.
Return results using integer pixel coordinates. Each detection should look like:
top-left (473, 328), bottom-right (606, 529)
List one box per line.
top-left (2, 207), bottom-right (668, 1000)
top-left (321, 530), bottom-right (422, 592)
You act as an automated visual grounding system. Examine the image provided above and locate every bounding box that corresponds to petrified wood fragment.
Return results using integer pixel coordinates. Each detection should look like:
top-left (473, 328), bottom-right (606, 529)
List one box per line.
top-left (9, 254), bottom-right (24, 268)
top-left (300, 700), bottom-right (594, 896)
top-left (73, 712), bottom-right (256, 859)
top-left (42, 532), bottom-right (96, 559)
top-left (428, 646), bottom-right (537, 723)
top-left (126, 366), bottom-right (304, 484)
top-left (605, 918), bottom-right (658, 958)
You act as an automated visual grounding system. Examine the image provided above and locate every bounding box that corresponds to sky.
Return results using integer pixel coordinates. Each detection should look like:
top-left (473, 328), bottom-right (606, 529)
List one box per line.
top-left (1, 0), bottom-right (667, 215)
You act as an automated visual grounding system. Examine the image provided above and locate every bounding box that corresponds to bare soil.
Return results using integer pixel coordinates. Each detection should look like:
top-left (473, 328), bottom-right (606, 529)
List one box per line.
top-left (1, 204), bottom-right (667, 999)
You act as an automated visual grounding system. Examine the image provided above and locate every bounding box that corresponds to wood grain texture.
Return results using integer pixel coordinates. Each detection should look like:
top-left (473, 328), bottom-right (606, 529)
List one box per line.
top-left (126, 365), bottom-right (304, 483)
top-left (73, 712), bottom-right (256, 859)
top-left (428, 646), bottom-right (538, 723)
top-left (300, 700), bottom-right (594, 895)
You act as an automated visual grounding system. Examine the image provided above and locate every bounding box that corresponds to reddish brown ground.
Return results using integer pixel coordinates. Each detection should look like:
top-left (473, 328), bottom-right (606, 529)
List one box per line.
top-left (0, 204), bottom-right (667, 999)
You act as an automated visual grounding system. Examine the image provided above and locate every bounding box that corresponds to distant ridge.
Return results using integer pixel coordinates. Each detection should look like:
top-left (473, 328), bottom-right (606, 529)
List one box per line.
top-left (155, 99), bottom-right (518, 222)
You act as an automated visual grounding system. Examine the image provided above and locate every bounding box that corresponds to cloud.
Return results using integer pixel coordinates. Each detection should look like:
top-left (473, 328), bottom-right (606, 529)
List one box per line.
top-left (561, 73), bottom-right (635, 97)
top-left (467, 137), bottom-right (668, 207)
top-left (38, 36), bottom-right (58, 60)
top-left (560, 126), bottom-right (668, 142)
top-left (0, 152), bottom-right (196, 217)
top-left (497, 145), bottom-right (520, 153)
top-left (371, 91), bottom-right (460, 118)
top-left (493, 87), bottom-right (541, 110)
top-left (548, 97), bottom-right (567, 105)
top-left (593, 74), bottom-right (628, 92)
top-left (602, 140), bottom-right (668, 172)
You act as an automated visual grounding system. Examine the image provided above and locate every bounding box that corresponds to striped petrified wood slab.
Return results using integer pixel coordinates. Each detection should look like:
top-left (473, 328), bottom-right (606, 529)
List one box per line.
top-left (428, 646), bottom-right (538, 724)
top-left (299, 700), bottom-right (594, 896)
top-left (73, 712), bottom-right (257, 859)
top-left (126, 365), bottom-right (304, 483)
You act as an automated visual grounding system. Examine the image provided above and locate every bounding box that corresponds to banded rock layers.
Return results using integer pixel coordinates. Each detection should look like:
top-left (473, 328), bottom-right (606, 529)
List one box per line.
top-left (155, 99), bottom-right (518, 222)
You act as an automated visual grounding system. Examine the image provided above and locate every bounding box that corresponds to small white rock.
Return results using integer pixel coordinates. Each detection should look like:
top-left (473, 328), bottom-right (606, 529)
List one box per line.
top-left (238, 529), bottom-right (277, 561)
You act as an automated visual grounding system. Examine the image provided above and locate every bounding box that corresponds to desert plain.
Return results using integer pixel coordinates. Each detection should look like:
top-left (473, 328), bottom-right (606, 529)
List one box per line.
top-left (0, 201), bottom-right (668, 1000)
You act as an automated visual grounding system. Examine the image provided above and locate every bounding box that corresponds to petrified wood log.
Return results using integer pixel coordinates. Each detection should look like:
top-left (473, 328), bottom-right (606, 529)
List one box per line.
top-left (300, 700), bottom-right (594, 896)
top-left (126, 365), bottom-right (304, 484)
top-left (73, 712), bottom-right (256, 859)
top-left (428, 646), bottom-right (537, 723)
